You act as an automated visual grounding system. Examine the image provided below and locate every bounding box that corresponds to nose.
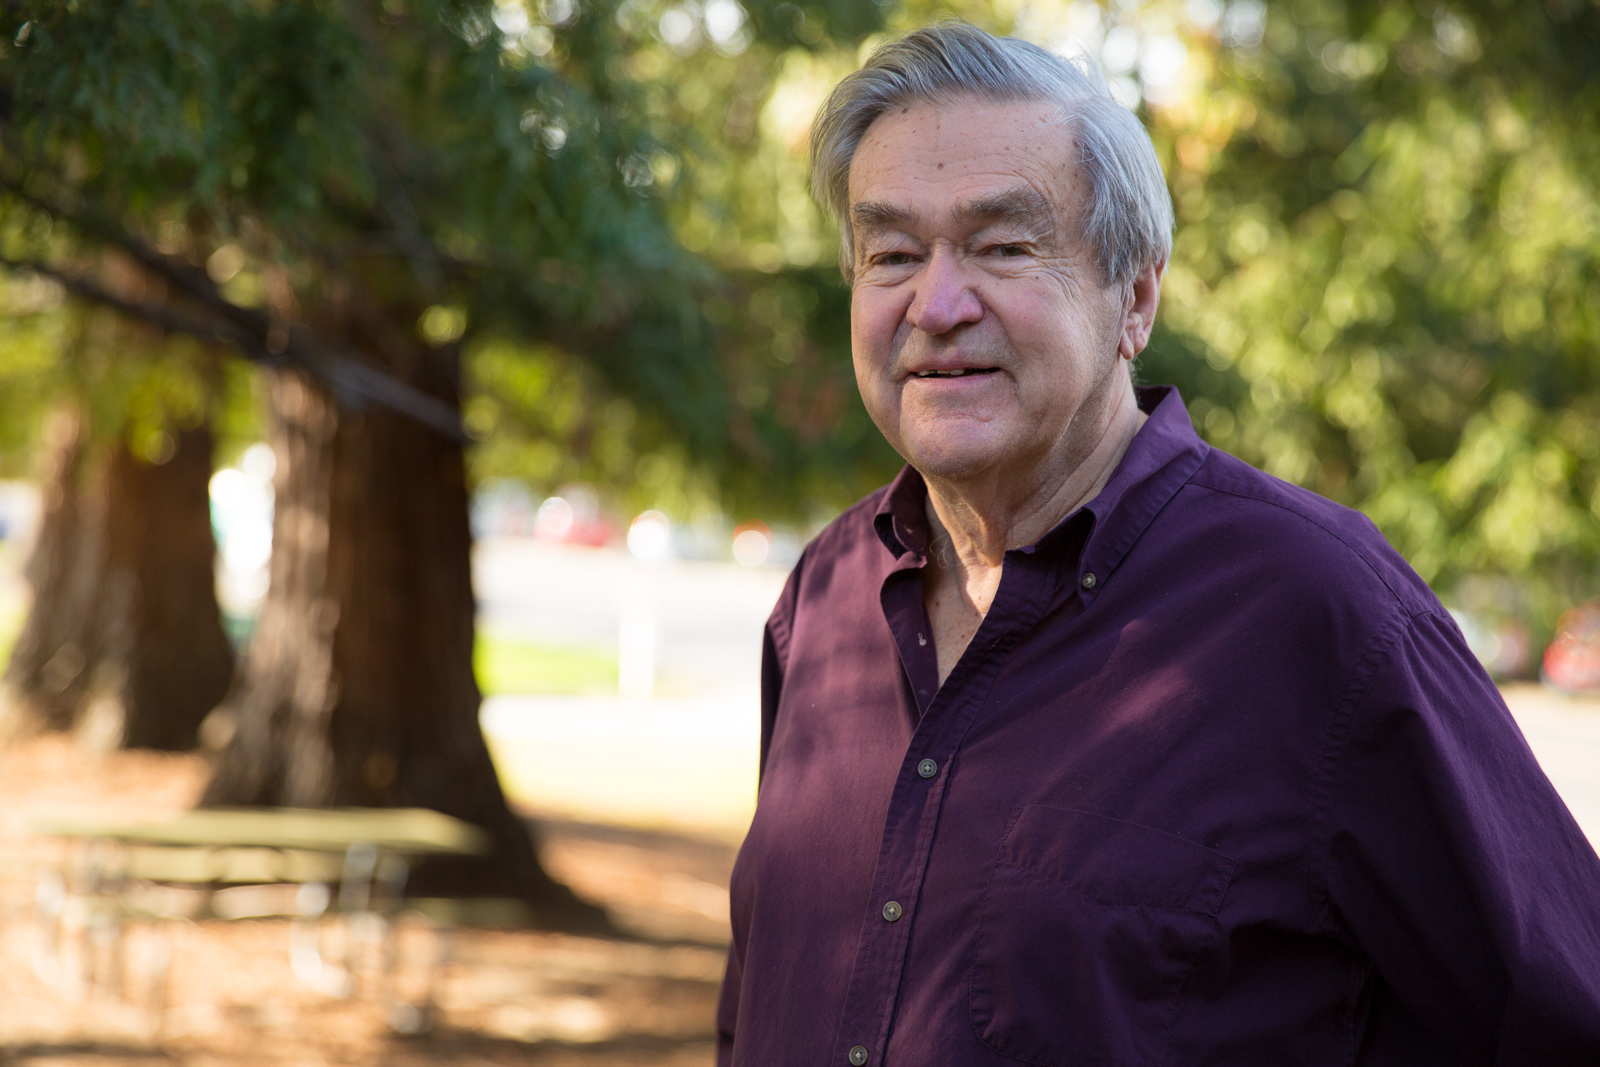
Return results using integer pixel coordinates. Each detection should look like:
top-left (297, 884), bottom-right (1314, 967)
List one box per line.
top-left (905, 247), bottom-right (982, 336)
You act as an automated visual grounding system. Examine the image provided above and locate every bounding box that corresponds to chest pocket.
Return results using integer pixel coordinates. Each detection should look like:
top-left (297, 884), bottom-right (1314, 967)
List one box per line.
top-left (970, 804), bottom-right (1236, 1066)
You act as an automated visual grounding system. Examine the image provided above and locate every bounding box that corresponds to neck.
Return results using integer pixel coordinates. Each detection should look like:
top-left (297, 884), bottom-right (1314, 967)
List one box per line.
top-left (922, 379), bottom-right (1146, 570)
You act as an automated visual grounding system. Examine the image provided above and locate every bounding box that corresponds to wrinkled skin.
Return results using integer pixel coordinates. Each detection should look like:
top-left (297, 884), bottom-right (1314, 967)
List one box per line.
top-left (847, 96), bottom-right (1163, 680)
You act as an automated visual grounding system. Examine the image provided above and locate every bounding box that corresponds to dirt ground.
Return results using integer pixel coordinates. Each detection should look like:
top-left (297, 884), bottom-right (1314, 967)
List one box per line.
top-left (0, 736), bottom-right (736, 1066)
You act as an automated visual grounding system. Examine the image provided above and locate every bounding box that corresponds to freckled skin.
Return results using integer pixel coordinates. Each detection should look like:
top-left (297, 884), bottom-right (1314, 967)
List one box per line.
top-left (847, 97), bottom-right (1163, 682)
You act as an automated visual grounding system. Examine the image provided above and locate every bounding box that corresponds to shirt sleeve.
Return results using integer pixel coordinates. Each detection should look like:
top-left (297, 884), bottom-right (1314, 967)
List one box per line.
top-left (717, 557), bottom-right (804, 1065)
top-left (1320, 610), bottom-right (1600, 1064)
top-left (715, 937), bottom-right (743, 1067)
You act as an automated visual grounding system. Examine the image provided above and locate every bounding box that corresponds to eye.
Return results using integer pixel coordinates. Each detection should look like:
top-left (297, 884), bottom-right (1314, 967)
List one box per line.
top-left (987, 243), bottom-right (1028, 258)
top-left (874, 250), bottom-right (919, 267)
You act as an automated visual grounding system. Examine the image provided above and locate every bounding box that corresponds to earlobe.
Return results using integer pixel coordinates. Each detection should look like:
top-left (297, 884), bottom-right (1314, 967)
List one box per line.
top-left (1116, 297), bottom-right (1146, 363)
top-left (1117, 319), bottom-right (1143, 362)
top-left (1118, 260), bottom-right (1164, 361)
top-left (1117, 317), bottom-right (1147, 361)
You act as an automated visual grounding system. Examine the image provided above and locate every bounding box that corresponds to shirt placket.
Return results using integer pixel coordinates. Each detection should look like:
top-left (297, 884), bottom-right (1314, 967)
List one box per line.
top-left (831, 549), bottom-right (1062, 1067)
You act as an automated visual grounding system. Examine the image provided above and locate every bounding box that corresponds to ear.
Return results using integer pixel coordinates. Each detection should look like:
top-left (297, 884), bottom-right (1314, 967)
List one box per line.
top-left (1117, 258), bottom-right (1165, 361)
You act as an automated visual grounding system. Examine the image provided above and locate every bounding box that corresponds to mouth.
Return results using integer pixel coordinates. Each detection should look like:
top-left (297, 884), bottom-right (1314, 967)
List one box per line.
top-left (910, 367), bottom-right (998, 379)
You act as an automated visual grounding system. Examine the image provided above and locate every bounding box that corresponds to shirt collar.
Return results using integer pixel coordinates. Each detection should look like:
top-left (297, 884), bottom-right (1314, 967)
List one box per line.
top-left (1071, 385), bottom-right (1211, 596)
top-left (872, 386), bottom-right (1210, 588)
top-left (873, 464), bottom-right (931, 558)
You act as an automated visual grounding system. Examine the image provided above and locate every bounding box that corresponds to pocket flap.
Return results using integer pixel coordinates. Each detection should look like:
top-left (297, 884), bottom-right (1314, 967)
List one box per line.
top-left (999, 805), bottom-right (1235, 914)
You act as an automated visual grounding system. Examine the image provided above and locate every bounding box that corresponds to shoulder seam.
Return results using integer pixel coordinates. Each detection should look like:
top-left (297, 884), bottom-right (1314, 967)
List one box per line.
top-left (1184, 474), bottom-right (1426, 620)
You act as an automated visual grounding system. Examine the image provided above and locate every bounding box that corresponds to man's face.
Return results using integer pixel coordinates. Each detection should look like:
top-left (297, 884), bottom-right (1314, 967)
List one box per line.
top-left (848, 97), bottom-right (1137, 486)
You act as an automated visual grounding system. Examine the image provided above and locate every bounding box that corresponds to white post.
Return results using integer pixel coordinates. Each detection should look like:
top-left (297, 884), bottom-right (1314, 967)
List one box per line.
top-left (619, 511), bottom-right (671, 700)
top-left (617, 576), bottom-right (657, 700)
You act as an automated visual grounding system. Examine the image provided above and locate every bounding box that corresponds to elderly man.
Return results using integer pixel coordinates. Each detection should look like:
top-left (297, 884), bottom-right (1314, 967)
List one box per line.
top-left (717, 22), bottom-right (1600, 1067)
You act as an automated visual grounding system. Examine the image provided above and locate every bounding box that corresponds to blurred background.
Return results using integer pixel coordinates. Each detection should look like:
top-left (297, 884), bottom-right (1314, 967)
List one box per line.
top-left (0, 0), bottom-right (1596, 1063)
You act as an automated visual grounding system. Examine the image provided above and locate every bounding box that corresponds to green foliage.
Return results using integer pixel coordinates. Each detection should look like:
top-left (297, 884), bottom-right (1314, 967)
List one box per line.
top-left (590, 0), bottom-right (1600, 636)
top-left (0, 0), bottom-right (743, 456)
top-left (1135, 0), bottom-right (1600, 635)
top-left (0, 272), bottom-right (71, 473)
top-left (6, 0), bottom-right (1596, 641)
top-left (1, 0), bottom-right (899, 518)
top-left (467, 0), bottom-right (899, 518)
top-left (468, 336), bottom-right (724, 517)
top-left (740, 0), bottom-right (890, 47)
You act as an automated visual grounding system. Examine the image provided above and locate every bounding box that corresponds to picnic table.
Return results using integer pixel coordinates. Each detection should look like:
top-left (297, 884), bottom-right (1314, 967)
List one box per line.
top-left (30, 806), bottom-right (492, 1028)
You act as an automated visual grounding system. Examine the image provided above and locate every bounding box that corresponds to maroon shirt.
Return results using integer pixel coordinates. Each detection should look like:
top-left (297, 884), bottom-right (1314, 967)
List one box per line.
top-left (718, 387), bottom-right (1600, 1066)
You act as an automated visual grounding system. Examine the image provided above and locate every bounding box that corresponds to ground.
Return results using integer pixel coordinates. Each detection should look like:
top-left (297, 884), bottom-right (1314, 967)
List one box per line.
top-left (0, 736), bottom-right (733, 1067)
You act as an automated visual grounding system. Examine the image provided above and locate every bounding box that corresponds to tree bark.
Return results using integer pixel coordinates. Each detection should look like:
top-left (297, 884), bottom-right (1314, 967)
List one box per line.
top-left (0, 405), bottom-right (235, 750)
top-left (202, 366), bottom-right (606, 930)
top-left (0, 408), bottom-right (235, 751)
top-left (0, 405), bottom-right (106, 737)
top-left (85, 426), bottom-right (235, 750)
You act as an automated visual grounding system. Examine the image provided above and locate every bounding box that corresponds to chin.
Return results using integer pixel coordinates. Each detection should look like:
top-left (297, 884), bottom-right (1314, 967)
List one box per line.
top-left (902, 436), bottom-right (1010, 484)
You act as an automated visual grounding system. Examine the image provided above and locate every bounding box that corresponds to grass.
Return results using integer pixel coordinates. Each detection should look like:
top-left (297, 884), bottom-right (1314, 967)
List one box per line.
top-left (0, 604), bottom-right (617, 699)
top-left (474, 631), bottom-right (618, 696)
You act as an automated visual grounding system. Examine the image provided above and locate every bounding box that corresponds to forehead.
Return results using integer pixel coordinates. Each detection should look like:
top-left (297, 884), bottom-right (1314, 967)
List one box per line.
top-left (847, 96), bottom-right (1083, 222)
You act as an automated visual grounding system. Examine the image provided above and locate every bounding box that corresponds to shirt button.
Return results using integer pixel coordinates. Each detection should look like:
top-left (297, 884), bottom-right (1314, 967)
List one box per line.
top-left (882, 900), bottom-right (903, 922)
top-left (916, 758), bottom-right (938, 778)
top-left (1081, 571), bottom-right (1097, 589)
top-left (848, 1046), bottom-right (869, 1066)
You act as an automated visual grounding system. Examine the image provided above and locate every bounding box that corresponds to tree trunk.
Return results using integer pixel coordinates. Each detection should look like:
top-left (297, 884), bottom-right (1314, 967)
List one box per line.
top-left (0, 405), bottom-right (106, 737)
top-left (0, 406), bottom-right (236, 751)
top-left (83, 427), bottom-right (235, 750)
top-left (202, 366), bottom-right (606, 930)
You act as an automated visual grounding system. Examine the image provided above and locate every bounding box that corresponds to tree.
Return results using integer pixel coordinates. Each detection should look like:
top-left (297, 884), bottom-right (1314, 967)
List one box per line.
top-left (94, 420), bottom-right (235, 749)
top-left (3, 401), bottom-right (100, 735)
top-left (1126, 0), bottom-right (1600, 641)
top-left (465, 1), bottom-right (900, 519)
top-left (596, 0), bottom-right (1600, 646)
top-left (0, 315), bottom-right (235, 751)
top-left (0, 0), bottom-right (889, 922)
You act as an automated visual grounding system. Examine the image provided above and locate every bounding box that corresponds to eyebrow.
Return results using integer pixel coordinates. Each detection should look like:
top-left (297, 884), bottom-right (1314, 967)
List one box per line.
top-left (851, 186), bottom-right (1057, 238)
top-left (956, 187), bottom-right (1058, 240)
top-left (851, 200), bottom-right (914, 233)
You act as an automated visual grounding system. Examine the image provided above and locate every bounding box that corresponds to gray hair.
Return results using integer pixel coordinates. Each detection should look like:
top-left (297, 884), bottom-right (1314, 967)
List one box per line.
top-left (809, 22), bottom-right (1174, 288)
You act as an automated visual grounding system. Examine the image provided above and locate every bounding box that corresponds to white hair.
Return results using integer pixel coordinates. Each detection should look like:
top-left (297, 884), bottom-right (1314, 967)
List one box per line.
top-left (810, 22), bottom-right (1174, 288)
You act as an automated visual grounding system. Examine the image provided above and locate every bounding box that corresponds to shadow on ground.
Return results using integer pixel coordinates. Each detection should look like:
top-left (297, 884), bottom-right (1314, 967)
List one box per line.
top-left (0, 737), bottom-right (737, 1067)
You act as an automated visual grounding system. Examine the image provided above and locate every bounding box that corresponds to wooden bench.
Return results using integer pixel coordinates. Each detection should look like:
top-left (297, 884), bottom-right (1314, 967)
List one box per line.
top-left (30, 807), bottom-right (492, 1029)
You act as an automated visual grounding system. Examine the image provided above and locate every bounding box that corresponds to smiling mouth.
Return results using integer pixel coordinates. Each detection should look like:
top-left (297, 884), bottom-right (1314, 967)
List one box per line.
top-left (912, 367), bottom-right (998, 379)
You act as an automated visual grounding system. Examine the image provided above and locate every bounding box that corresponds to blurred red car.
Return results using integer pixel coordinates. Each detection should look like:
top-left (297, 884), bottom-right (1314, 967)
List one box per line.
top-left (533, 494), bottom-right (615, 547)
top-left (1543, 601), bottom-right (1600, 694)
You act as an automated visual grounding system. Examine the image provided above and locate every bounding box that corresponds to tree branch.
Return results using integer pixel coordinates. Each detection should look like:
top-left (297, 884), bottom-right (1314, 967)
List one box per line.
top-left (0, 252), bottom-right (269, 356)
top-left (0, 253), bottom-right (467, 441)
top-left (0, 174), bottom-right (466, 441)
